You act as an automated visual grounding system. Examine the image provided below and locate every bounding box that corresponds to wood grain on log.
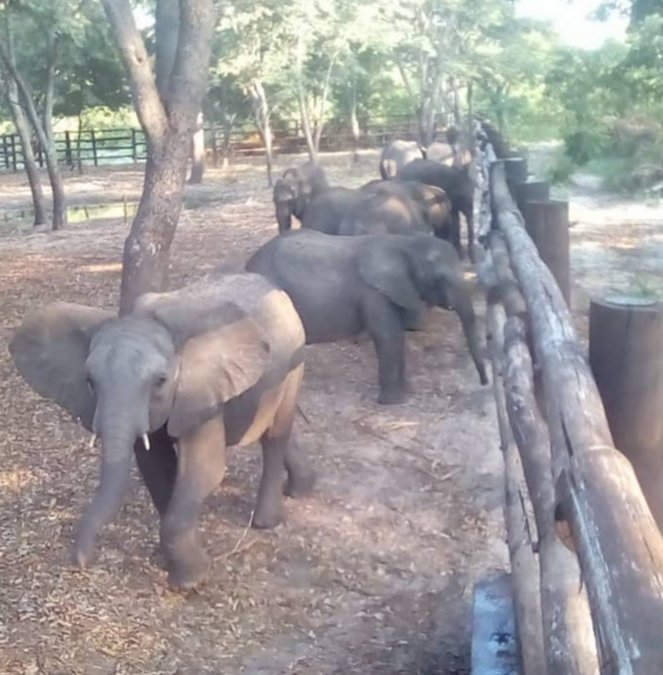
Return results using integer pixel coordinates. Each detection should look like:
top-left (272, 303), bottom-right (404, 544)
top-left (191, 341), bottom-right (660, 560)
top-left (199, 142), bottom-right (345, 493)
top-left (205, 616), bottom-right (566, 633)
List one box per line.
top-left (589, 297), bottom-right (663, 532)
top-left (487, 301), bottom-right (546, 675)
top-left (491, 159), bottom-right (663, 674)
top-left (503, 317), bottom-right (599, 675)
top-left (520, 200), bottom-right (571, 305)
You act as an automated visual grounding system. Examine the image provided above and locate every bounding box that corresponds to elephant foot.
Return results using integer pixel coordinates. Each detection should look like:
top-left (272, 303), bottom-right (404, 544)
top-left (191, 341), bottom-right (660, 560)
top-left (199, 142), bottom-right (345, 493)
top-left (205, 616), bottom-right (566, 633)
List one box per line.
top-left (377, 388), bottom-right (407, 405)
top-left (167, 549), bottom-right (211, 591)
top-left (71, 544), bottom-right (93, 570)
top-left (284, 467), bottom-right (316, 499)
top-left (71, 528), bottom-right (97, 569)
top-left (252, 501), bottom-right (284, 529)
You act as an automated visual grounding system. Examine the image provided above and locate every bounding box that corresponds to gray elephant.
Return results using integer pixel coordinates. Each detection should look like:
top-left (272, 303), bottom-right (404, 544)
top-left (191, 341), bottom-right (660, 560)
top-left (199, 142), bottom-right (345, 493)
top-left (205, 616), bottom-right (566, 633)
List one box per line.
top-left (245, 230), bottom-right (488, 405)
top-left (360, 179), bottom-right (454, 240)
top-left (379, 139), bottom-right (426, 179)
top-left (426, 141), bottom-right (472, 168)
top-left (8, 273), bottom-right (315, 590)
top-left (273, 161), bottom-right (330, 232)
top-left (398, 159), bottom-right (475, 260)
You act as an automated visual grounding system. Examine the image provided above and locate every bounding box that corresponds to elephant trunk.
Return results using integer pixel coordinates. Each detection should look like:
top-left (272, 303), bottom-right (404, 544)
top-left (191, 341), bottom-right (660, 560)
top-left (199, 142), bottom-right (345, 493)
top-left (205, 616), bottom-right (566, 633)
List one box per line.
top-left (453, 290), bottom-right (488, 386)
top-left (276, 202), bottom-right (293, 233)
top-left (73, 401), bottom-right (144, 568)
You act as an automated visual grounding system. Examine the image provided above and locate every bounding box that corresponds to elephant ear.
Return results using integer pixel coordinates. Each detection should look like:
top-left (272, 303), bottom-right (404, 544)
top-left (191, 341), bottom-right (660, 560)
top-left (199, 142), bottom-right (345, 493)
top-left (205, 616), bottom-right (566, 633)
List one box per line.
top-left (135, 289), bottom-right (271, 438)
top-left (8, 303), bottom-right (114, 431)
top-left (167, 317), bottom-right (271, 438)
top-left (358, 244), bottom-right (423, 312)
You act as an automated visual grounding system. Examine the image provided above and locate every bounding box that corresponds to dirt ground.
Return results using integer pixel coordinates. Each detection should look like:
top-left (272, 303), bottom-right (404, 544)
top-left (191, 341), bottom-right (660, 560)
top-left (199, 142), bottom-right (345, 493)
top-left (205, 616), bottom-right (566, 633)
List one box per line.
top-left (0, 151), bottom-right (660, 675)
top-left (0, 152), bottom-right (507, 675)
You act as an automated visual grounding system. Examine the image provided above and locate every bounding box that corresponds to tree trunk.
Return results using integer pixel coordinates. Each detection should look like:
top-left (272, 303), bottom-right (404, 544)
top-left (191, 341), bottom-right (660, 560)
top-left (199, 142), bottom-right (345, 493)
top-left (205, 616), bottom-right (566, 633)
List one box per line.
top-left (188, 110), bottom-right (205, 184)
top-left (350, 78), bottom-right (360, 163)
top-left (0, 19), bottom-right (66, 230)
top-left (312, 56), bottom-right (336, 153)
top-left (4, 75), bottom-right (46, 225)
top-left (43, 32), bottom-right (59, 147)
top-left (120, 132), bottom-right (190, 314)
top-left (295, 37), bottom-right (318, 162)
top-left (102, 0), bottom-right (214, 313)
top-left (249, 80), bottom-right (274, 187)
top-left (155, 0), bottom-right (179, 100)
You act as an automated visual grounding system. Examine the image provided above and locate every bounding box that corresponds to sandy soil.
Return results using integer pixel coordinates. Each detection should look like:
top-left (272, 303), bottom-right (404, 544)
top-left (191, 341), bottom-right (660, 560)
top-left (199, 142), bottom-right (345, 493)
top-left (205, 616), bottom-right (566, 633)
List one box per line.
top-left (0, 152), bottom-right (508, 675)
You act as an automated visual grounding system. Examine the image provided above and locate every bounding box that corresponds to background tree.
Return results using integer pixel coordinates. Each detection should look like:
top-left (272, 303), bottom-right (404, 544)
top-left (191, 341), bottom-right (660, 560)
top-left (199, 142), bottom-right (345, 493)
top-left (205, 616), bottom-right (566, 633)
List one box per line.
top-left (101, 0), bottom-right (215, 314)
top-left (0, 0), bottom-right (77, 229)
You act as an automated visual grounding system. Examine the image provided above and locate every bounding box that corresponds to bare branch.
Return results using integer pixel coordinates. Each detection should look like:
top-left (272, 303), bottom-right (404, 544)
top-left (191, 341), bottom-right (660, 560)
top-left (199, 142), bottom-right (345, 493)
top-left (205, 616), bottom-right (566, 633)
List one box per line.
top-left (100, 0), bottom-right (168, 143)
top-left (167, 0), bottom-right (216, 132)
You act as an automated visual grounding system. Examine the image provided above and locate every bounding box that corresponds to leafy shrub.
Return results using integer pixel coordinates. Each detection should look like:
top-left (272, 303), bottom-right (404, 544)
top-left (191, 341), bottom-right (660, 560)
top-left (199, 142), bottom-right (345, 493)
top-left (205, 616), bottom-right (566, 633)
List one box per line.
top-left (563, 127), bottom-right (610, 164)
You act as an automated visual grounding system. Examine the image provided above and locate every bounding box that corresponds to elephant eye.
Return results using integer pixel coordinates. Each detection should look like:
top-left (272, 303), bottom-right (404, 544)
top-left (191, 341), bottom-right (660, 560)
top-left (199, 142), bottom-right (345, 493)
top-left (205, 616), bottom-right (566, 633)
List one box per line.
top-left (154, 374), bottom-right (168, 388)
top-left (85, 376), bottom-right (95, 393)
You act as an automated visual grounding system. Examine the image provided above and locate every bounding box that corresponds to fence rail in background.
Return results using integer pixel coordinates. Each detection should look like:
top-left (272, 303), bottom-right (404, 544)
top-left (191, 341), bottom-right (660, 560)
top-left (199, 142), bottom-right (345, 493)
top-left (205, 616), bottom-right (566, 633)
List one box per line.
top-left (0, 115), bottom-right (422, 173)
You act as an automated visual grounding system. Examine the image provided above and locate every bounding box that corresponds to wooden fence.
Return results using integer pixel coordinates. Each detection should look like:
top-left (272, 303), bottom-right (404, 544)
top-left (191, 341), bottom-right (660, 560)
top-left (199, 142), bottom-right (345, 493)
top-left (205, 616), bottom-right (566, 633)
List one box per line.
top-left (472, 119), bottom-right (663, 674)
top-left (0, 114), bottom-right (421, 173)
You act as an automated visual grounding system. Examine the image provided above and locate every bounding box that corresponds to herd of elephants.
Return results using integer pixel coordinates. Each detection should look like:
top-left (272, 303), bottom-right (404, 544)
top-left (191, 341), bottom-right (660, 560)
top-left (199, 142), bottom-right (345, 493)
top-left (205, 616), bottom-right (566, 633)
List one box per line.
top-left (8, 128), bottom-right (493, 591)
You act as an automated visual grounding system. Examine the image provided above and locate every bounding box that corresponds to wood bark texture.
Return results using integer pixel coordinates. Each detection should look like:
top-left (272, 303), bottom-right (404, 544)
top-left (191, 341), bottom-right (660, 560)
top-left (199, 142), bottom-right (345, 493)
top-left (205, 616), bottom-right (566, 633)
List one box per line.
top-left (490, 158), bottom-right (663, 674)
top-left (589, 298), bottom-right (663, 531)
top-left (102, 0), bottom-right (215, 314)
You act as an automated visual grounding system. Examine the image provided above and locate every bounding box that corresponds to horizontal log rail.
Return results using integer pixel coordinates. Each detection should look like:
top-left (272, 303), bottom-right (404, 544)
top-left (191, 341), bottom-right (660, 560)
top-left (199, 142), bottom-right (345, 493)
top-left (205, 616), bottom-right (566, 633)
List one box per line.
top-left (475, 120), bottom-right (663, 674)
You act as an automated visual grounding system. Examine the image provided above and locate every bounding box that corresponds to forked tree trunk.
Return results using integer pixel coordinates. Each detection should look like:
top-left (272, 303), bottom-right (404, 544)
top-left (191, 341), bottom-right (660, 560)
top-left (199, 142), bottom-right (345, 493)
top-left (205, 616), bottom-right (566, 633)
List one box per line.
top-left (189, 111), bottom-right (205, 184)
top-left (120, 132), bottom-right (191, 313)
top-left (101, 0), bottom-right (214, 313)
top-left (4, 76), bottom-right (47, 225)
top-left (0, 21), bottom-right (66, 230)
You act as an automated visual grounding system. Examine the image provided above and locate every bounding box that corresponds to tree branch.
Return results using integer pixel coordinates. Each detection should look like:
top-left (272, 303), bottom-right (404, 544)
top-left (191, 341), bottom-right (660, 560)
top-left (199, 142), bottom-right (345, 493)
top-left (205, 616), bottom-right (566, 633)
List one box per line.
top-left (100, 0), bottom-right (169, 143)
top-left (167, 0), bottom-right (216, 132)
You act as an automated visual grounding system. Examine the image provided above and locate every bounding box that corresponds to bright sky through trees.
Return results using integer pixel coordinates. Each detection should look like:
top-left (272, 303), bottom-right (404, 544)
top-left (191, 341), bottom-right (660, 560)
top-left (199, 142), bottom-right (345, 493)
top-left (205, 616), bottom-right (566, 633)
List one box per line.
top-left (517, 0), bottom-right (628, 49)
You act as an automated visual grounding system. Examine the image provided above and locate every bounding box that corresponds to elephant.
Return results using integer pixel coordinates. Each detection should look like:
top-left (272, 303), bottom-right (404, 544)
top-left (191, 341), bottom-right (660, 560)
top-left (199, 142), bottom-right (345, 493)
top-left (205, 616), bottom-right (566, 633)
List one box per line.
top-left (427, 141), bottom-right (472, 168)
top-left (337, 189), bottom-right (429, 236)
top-left (379, 139), bottom-right (426, 179)
top-left (398, 159), bottom-right (476, 261)
top-left (245, 230), bottom-right (488, 405)
top-left (273, 161), bottom-right (330, 232)
top-left (8, 273), bottom-right (315, 590)
top-left (360, 179), bottom-right (454, 240)
top-left (300, 185), bottom-right (435, 237)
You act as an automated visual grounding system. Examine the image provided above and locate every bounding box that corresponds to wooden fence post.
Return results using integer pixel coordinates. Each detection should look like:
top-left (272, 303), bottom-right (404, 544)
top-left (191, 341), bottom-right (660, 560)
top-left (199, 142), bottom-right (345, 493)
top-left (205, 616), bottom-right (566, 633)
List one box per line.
top-left (516, 180), bottom-right (550, 214)
top-left (64, 131), bottom-right (73, 169)
top-left (10, 134), bottom-right (17, 171)
top-left (503, 156), bottom-right (528, 197)
top-left (91, 129), bottom-right (98, 166)
top-left (589, 297), bottom-right (663, 532)
top-left (520, 199), bottom-right (571, 305)
top-left (2, 135), bottom-right (9, 170)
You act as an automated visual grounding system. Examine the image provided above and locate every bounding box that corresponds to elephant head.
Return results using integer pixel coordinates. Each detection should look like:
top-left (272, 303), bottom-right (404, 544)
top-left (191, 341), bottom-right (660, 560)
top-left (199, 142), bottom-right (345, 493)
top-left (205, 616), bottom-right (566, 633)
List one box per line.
top-left (9, 285), bottom-right (270, 567)
top-left (273, 162), bottom-right (329, 232)
top-left (359, 236), bottom-right (488, 385)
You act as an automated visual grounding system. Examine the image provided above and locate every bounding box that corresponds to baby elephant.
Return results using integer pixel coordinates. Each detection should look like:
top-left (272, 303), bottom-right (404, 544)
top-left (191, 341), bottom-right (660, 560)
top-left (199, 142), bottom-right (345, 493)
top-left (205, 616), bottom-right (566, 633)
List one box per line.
top-left (246, 230), bottom-right (488, 404)
top-left (9, 273), bottom-right (315, 590)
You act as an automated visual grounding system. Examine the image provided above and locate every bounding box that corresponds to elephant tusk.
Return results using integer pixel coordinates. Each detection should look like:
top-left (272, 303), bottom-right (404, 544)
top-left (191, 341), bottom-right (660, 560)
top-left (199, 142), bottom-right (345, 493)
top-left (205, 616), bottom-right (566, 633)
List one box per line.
top-left (142, 433), bottom-right (151, 451)
top-left (89, 433), bottom-right (97, 449)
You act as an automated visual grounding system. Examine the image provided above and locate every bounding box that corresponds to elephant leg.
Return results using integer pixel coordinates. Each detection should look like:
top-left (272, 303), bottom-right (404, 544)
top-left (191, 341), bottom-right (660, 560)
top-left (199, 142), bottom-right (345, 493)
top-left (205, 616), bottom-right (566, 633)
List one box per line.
top-left (160, 416), bottom-right (226, 591)
top-left (361, 292), bottom-right (407, 405)
top-left (134, 426), bottom-right (177, 516)
top-left (465, 207), bottom-right (476, 263)
top-left (451, 206), bottom-right (463, 259)
top-left (402, 305), bottom-right (425, 332)
top-left (254, 364), bottom-right (314, 527)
